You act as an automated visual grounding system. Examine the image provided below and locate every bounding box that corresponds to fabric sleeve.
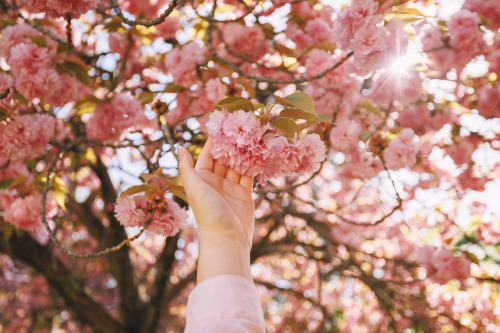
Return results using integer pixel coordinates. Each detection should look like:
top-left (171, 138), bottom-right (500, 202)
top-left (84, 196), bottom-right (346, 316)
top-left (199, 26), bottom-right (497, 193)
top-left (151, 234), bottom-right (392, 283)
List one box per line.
top-left (184, 274), bottom-right (266, 333)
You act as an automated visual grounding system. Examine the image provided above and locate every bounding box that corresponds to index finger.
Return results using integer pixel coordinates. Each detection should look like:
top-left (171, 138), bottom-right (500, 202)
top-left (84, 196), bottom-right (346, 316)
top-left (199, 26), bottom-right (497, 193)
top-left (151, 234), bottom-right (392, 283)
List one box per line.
top-left (195, 136), bottom-right (215, 172)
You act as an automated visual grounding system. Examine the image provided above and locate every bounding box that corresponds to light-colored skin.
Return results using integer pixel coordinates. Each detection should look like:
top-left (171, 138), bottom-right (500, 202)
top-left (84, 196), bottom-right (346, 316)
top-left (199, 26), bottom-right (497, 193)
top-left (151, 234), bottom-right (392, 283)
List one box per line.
top-left (177, 136), bottom-right (255, 283)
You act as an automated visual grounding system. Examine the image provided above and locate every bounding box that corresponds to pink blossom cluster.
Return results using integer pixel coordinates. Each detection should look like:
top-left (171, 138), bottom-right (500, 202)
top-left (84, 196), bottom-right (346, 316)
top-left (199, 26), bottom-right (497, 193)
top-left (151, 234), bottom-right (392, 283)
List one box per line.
top-left (417, 246), bottom-right (471, 284)
top-left (383, 128), bottom-right (419, 170)
top-left (0, 24), bottom-right (90, 105)
top-left (1, 192), bottom-right (57, 232)
top-left (284, 4), bottom-right (334, 50)
top-left (221, 23), bottom-right (270, 61)
top-left (114, 194), bottom-right (187, 237)
top-left (23, 0), bottom-right (99, 17)
top-left (0, 114), bottom-right (55, 161)
top-left (166, 78), bottom-right (227, 124)
top-left (164, 42), bottom-right (205, 88)
top-left (329, 119), bottom-right (361, 153)
top-left (448, 10), bottom-right (485, 63)
top-left (206, 110), bottom-right (326, 183)
top-left (476, 84), bottom-right (500, 119)
top-left (331, 0), bottom-right (408, 74)
top-left (446, 138), bottom-right (476, 166)
top-left (369, 68), bottom-right (423, 107)
top-left (463, 0), bottom-right (500, 29)
top-left (422, 10), bottom-right (485, 74)
top-left (118, 0), bottom-right (168, 17)
top-left (398, 104), bottom-right (454, 135)
top-left (86, 92), bottom-right (153, 142)
top-left (0, 158), bottom-right (33, 186)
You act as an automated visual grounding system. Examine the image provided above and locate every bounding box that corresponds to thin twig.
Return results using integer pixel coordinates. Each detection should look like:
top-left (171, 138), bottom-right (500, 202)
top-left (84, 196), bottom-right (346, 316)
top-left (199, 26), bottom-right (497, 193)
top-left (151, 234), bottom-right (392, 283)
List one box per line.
top-left (110, 0), bottom-right (178, 27)
top-left (41, 153), bottom-right (152, 258)
top-left (0, 0), bottom-right (66, 44)
top-left (65, 13), bottom-right (74, 50)
top-left (205, 0), bottom-right (353, 84)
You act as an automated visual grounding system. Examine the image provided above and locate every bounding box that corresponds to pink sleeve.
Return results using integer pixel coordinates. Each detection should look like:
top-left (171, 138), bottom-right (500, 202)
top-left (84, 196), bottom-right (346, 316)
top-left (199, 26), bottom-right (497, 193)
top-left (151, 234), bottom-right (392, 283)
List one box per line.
top-left (184, 275), bottom-right (266, 333)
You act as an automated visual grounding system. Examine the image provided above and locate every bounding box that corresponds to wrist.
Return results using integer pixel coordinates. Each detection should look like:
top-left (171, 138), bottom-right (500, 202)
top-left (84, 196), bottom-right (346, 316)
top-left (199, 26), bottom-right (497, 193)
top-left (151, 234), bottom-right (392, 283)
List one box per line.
top-left (197, 231), bottom-right (253, 284)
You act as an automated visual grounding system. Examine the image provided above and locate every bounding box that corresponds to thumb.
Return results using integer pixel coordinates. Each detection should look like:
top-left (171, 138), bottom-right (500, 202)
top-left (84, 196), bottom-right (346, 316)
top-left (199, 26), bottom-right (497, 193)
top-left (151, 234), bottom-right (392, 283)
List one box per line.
top-left (177, 146), bottom-right (200, 191)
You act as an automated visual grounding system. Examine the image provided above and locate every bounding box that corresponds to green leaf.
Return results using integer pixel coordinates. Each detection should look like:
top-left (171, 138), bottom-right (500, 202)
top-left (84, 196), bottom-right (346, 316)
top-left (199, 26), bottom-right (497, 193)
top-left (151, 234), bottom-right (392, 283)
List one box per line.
top-left (358, 100), bottom-right (385, 118)
top-left (279, 108), bottom-right (330, 123)
top-left (57, 42), bottom-right (70, 54)
top-left (56, 58), bottom-right (91, 85)
top-left (137, 91), bottom-right (155, 105)
top-left (272, 118), bottom-right (299, 137)
top-left (391, 6), bottom-right (425, 17)
top-left (0, 19), bottom-right (16, 30)
top-left (3, 223), bottom-right (14, 242)
top-left (163, 83), bottom-right (180, 93)
top-left (215, 97), bottom-right (254, 112)
top-left (462, 250), bottom-right (480, 265)
top-left (275, 92), bottom-right (315, 114)
top-left (0, 178), bottom-right (14, 189)
top-left (170, 186), bottom-right (188, 204)
top-left (28, 35), bottom-right (48, 48)
top-left (0, 107), bottom-right (9, 121)
top-left (120, 185), bottom-right (151, 198)
top-left (359, 131), bottom-right (372, 143)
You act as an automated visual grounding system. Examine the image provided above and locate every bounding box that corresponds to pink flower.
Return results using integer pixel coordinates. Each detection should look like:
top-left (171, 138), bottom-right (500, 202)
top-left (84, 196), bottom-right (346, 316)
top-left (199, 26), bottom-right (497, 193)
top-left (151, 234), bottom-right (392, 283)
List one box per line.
top-left (477, 219), bottom-right (500, 245)
top-left (418, 247), bottom-right (471, 284)
top-left (117, 0), bottom-right (167, 17)
top-left (206, 110), bottom-right (326, 182)
top-left (464, 0), bottom-right (500, 29)
top-left (329, 119), bottom-right (361, 152)
top-left (398, 104), bottom-right (453, 135)
top-left (165, 43), bottom-right (205, 88)
top-left (0, 158), bottom-right (33, 187)
top-left (23, 0), bottom-right (100, 17)
top-left (86, 92), bottom-right (150, 142)
top-left (8, 43), bottom-right (52, 76)
top-left (369, 68), bottom-right (422, 107)
top-left (114, 195), bottom-right (148, 228)
top-left (0, 114), bottom-right (55, 161)
top-left (332, 0), bottom-right (380, 50)
top-left (446, 139), bottom-right (475, 166)
top-left (448, 10), bottom-right (485, 64)
top-left (3, 193), bottom-right (57, 232)
top-left (457, 167), bottom-right (487, 192)
top-left (204, 78), bottom-right (227, 104)
top-left (304, 18), bottom-right (334, 46)
top-left (148, 198), bottom-right (187, 236)
top-left (351, 25), bottom-right (392, 74)
top-left (0, 24), bottom-right (46, 61)
top-left (476, 84), bottom-right (500, 119)
top-left (156, 16), bottom-right (181, 40)
top-left (221, 23), bottom-right (270, 61)
top-left (383, 128), bottom-right (419, 170)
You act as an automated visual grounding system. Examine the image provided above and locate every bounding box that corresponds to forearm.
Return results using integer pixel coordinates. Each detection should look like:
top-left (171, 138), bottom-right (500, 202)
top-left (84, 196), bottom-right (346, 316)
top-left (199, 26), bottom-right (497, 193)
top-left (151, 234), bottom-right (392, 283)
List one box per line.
top-left (197, 230), bottom-right (253, 284)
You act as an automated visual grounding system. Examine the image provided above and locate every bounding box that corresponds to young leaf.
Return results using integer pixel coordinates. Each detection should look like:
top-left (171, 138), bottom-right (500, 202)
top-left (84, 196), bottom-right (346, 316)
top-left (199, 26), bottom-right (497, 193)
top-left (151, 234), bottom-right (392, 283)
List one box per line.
top-left (272, 118), bottom-right (299, 137)
top-left (358, 100), bottom-right (385, 118)
top-left (215, 97), bottom-right (254, 112)
top-left (120, 185), bottom-right (151, 198)
top-left (56, 58), bottom-right (91, 85)
top-left (275, 92), bottom-right (315, 114)
top-left (28, 35), bottom-right (48, 48)
top-left (280, 108), bottom-right (330, 123)
top-left (0, 178), bottom-right (14, 190)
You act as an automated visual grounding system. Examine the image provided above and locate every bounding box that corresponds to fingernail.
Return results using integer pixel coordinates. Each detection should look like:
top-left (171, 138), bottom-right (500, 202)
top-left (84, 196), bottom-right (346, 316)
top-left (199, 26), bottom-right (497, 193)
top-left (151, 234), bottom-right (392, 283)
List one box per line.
top-left (177, 146), bottom-right (185, 159)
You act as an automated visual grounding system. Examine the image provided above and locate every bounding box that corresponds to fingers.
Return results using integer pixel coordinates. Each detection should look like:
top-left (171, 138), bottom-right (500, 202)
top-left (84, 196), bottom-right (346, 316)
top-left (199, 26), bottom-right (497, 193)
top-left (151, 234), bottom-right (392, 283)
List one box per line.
top-left (177, 146), bottom-right (201, 191)
top-left (213, 161), bottom-right (226, 177)
top-left (226, 167), bottom-right (241, 184)
top-left (195, 136), bottom-right (214, 172)
top-left (239, 175), bottom-right (254, 191)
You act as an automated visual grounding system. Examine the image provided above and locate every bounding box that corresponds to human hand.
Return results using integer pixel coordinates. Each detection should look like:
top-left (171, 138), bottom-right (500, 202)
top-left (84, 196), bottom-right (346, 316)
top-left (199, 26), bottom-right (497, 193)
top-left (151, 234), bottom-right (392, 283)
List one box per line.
top-left (177, 136), bottom-right (255, 282)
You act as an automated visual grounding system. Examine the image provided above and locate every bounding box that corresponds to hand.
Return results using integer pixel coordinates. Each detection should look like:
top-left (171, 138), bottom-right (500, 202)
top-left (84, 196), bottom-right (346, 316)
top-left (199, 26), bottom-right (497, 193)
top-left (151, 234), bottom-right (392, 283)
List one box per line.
top-left (177, 136), bottom-right (255, 282)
